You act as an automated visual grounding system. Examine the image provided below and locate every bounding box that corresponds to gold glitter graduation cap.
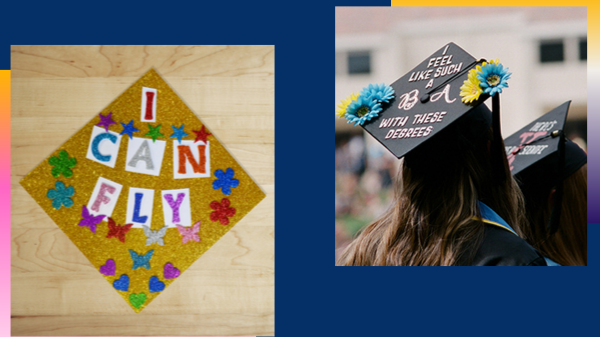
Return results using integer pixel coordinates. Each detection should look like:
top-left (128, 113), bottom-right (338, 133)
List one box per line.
top-left (19, 69), bottom-right (266, 313)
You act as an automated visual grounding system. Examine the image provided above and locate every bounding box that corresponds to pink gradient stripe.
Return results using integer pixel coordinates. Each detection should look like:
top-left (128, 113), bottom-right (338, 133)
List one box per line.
top-left (1, 70), bottom-right (10, 336)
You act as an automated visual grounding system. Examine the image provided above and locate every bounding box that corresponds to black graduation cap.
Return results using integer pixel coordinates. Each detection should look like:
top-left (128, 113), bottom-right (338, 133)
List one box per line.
top-left (505, 101), bottom-right (586, 177)
top-left (361, 42), bottom-right (497, 159)
top-left (504, 101), bottom-right (587, 235)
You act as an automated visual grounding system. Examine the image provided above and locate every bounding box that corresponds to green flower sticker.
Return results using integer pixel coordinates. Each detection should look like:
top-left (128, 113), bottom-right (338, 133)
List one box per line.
top-left (49, 150), bottom-right (77, 178)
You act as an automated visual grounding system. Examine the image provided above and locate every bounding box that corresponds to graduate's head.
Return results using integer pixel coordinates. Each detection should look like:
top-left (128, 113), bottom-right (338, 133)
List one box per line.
top-left (402, 102), bottom-right (495, 193)
top-left (505, 102), bottom-right (587, 265)
top-left (337, 43), bottom-right (525, 265)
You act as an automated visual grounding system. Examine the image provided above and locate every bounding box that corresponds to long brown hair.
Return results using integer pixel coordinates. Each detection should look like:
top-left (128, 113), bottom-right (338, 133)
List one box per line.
top-left (520, 164), bottom-right (587, 266)
top-left (337, 112), bottom-right (526, 266)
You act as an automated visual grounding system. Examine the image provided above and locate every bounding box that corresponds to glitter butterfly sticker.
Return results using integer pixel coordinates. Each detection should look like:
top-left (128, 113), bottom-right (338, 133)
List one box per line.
top-left (176, 221), bottom-right (201, 244)
top-left (143, 225), bottom-right (167, 246)
top-left (106, 217), bottom-right (133, 243)
top-left (77, 205), bottom-right (106, 233)
top-left (129, 249), bottom-right (154, 270)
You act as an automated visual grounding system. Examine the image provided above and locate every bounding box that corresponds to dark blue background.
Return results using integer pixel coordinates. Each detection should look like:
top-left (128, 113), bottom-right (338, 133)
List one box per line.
top-left (3, 2), bottom-right (597, 337)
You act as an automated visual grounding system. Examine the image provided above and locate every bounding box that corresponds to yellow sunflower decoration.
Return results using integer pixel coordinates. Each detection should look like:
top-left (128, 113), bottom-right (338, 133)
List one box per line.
top-left (336, 92), bottom-right (360, 118)
top-left (459, 68), bottom-right (483, 104)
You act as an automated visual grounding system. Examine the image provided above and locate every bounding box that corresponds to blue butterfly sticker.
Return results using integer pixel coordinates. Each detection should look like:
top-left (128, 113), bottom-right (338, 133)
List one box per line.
top-left (129, 249), bottom-right (154, 270)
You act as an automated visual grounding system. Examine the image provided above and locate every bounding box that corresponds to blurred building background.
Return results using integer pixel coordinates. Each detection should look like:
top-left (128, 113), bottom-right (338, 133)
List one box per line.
top-left (334, 7), bottom-right (587, 259)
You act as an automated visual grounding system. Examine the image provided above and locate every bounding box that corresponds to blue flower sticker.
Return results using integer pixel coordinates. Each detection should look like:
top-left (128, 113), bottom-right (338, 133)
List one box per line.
top-left (360, 83), bottom-right (395, 103)
top-left (213, 168), bottom-right (239, 195)
top-left (47, 181), bottom-right (75, 209)
top-left (476, 60), bottom-right (511, 97)
top-left (344, 95), bottom-right (382, 127)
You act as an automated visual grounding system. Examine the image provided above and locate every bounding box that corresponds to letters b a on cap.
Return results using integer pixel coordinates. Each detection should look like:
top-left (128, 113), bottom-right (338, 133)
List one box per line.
top-left (337, 42), bottom-right (511, 162)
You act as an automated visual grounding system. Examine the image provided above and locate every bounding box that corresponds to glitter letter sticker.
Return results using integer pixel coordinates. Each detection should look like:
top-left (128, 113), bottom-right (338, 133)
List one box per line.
top-left (86, 126), bottom-right (123, 168)
top-left (161, 188), bottom-right (191, 227)
top-left (141, 87), bottom-right (157, 122)
top-left (126, 187), bottom-right (155, 228)
top-left (125, 137), bottom-right (166, 176)
top-left (173, 140), bottom-right (210, 179)
top-left (87, 177), bottom-right (123, 219)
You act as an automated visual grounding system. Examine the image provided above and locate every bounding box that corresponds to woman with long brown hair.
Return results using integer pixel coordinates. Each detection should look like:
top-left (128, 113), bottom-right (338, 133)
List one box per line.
top-left (337, 105), bottom-right (545, 266)
top-left (336, 43), bottom-right (546, 266)
top-left (504, 102), bottom-right (587, 266)
top-left (520, 162), bottom-right (587, 266)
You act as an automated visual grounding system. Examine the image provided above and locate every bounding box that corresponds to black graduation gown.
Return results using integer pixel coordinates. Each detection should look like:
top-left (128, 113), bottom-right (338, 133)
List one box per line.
top-left (461, 225), bottom-right (547, 266)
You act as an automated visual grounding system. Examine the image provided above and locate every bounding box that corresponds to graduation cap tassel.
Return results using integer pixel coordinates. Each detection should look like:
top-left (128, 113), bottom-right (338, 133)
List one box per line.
top-left (491, 94), bottom-right (508, 182)
top-left (548, 131), bottom-right (566, 237)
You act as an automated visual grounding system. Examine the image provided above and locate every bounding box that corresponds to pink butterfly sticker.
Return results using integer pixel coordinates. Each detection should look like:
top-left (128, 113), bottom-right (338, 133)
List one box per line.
top-left (176, 221), bottom-right (201, 244)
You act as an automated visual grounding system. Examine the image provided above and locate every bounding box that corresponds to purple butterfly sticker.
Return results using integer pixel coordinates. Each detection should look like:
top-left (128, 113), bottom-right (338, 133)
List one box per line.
top-left (78, 205), bottom-right (106, 233)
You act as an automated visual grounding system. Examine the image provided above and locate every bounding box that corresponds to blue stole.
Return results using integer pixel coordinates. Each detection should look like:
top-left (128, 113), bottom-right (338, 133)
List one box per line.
top-left (474, 201), bottom-right (562, 266)
top-left (544, 258), bottom-right (561, 266)
top-left (473, 201), bottom-right (518, 236)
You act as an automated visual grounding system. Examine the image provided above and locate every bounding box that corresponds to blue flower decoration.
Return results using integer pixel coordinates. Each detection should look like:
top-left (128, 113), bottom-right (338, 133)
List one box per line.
top-left (477, 62), bottom-right (511, 97)
top-left (344, 95), bottom-right (382, 127)
top-left (213, 168), bottom-right (239, 195)
top-left (360, 83), bottom-right (395, 103)
top-left (47, 181), bottom-right (75, 209)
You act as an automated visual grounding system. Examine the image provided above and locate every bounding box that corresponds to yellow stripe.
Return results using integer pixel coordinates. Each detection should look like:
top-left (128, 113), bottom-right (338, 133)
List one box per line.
top-left (471, 216), bottom-right (518, 236)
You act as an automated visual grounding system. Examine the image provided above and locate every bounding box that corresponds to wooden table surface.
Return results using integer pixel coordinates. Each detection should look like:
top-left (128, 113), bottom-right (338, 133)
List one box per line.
top-left (11, 46), bottom-right (274, 336)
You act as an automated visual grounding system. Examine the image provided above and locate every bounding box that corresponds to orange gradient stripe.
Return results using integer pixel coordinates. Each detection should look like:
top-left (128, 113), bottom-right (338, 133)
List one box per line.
top-left (389, 2), bottom-right (594, 54)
